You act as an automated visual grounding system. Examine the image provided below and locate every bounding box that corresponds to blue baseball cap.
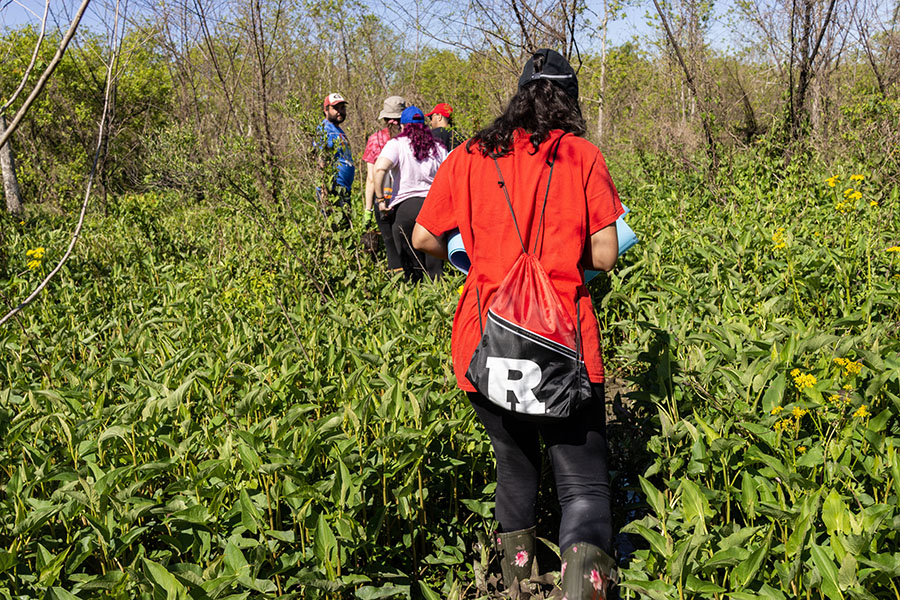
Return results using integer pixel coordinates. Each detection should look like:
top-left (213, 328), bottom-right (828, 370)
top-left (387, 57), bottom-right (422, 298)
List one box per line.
top-left (400, 105), bottom-right (425, 124)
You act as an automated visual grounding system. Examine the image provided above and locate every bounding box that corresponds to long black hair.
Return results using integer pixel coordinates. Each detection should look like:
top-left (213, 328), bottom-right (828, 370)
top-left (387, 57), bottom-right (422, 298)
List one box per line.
top-left (468, 53), bottom-right (586, 157)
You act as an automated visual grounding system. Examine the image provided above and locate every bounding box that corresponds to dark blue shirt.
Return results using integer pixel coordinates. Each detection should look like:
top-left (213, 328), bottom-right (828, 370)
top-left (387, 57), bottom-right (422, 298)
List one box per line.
top-left (316, 119), bottom-right (355, 191)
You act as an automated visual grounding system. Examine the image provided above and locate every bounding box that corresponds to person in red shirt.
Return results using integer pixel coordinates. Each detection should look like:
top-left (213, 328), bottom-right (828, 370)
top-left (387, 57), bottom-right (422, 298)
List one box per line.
top-left (413, 49), bottom-right (622, 599)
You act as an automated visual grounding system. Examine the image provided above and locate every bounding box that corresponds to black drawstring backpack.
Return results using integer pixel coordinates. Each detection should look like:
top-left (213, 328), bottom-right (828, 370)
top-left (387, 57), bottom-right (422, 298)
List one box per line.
top-left (466, 135), bottom-right (592, 418)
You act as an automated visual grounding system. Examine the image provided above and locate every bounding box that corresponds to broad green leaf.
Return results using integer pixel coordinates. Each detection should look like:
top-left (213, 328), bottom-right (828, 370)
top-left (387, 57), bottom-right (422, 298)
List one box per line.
top-left (223, 541), bottom-right (249, 576)
top-left (98, 425), bottom-right (128, 444)
top-left (460, 499), bottom-right (494, 518)
top-left (639, 476), bottom-right (667, 519)
top-left (858, 552), bottom-right (900, 577)
top-left (740, 471), bottom-right (758, 520)
top-left (796, 445), bottom-right (825, 468)
top-left (810, 544), bottom-right (843, 599)
top-left (838, 553), bottom-right (858, 589)
top-left (761, 374), bottom-right (786, 413)
top-left (314, 514), bottom-right (338, 567)
top-left (239, 489), bottom-right (261, 534)
top-left (823, 489), bottom-right (850, 535)
top-left (418, 581), bottom-right (441, 600)
top-left (143, 558), bottom-right (188, 600)
top-left (618, 578), bottom-right (677, 600)
top-left (621, 522), bottom-right (669, 558)
top-left (731, 527), bottom-right (771, 590)
top-left (685, 575), bottom-right (725, 593)
top-left (680, 479), bottom-right (711, 530)
top-left (0, 550), bottom-right (15, 574)
top-left (354, 583), bottom-right (411, 599)
top-left (38, 546), bottom-right (69, 588)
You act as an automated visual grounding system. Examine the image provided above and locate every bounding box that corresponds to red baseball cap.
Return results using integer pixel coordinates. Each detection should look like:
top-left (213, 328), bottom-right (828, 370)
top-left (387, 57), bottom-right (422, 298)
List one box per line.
top-left (426, 103), bottom-right (453, 118)
top-left (323, 93), bottom-right (348, 109)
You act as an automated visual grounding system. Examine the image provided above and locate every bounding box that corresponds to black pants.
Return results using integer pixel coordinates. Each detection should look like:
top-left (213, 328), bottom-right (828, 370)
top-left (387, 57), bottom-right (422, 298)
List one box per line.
top-left (375, 207), bottom-right (403, 271)
top-left (468, 383), bottom-right (612, 555)
top-left (392, 196), bottom-right (443, 282)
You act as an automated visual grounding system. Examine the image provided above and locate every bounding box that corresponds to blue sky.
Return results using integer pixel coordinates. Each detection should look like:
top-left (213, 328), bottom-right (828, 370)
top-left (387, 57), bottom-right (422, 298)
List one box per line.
top-left (1, 0), bottom-right (741, 53)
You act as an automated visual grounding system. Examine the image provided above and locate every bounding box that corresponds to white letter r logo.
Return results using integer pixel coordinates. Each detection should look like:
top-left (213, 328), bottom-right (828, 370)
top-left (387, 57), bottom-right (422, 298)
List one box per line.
top-left (485, 357), bottom-right (544, 414)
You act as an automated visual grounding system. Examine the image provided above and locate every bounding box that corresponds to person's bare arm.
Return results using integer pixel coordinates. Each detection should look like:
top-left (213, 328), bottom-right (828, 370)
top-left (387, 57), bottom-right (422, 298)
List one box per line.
top-left (412, 223), bottom-right (448, 260)
top-left (589, 223), bottom-right (618, 272)
top-left (372, 155), bottom-right (394, 213)
top-left (364, 162), bottom-right (375, 211)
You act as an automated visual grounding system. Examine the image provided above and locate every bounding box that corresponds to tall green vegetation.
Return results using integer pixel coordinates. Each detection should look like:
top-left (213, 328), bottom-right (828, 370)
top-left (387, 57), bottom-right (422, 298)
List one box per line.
top-left (1, 1), bottom-right (899, 598)
top-left (2, 155), bottom-right (899, 597)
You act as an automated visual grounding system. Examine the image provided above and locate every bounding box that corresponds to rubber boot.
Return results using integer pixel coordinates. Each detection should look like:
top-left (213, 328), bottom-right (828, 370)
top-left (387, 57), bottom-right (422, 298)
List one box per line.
top-left (559, 542), bottom-right (618, 600)
top-left (495, 526), bottom-right (537, 596)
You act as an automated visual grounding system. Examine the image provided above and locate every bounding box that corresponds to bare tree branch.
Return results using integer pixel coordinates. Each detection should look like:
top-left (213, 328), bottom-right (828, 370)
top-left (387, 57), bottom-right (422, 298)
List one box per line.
top-left (0, 0), bottom-right (50, 114)
top-left (0, 0), bottom-right (91, 151)
top-left (0, 0), bottom-right (118, 329)
top-left (651, 0), bottom-right (718, 169)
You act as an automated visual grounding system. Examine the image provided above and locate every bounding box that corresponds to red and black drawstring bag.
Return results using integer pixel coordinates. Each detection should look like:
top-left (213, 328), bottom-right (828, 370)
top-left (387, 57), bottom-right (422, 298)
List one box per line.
top-left (466, 135), bottom-right (592, 418)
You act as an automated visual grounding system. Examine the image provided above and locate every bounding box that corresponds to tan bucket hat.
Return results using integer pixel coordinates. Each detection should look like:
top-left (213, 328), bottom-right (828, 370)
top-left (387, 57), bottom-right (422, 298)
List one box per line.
top-left (378, 96), bottom-right (407, 120)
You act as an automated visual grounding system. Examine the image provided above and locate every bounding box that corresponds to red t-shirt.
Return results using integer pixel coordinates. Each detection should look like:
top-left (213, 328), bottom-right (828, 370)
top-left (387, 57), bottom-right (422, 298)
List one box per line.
top-left (363, 127), bottom-right (392, 164)
top-left (417, 129), bottom-right (624, 392)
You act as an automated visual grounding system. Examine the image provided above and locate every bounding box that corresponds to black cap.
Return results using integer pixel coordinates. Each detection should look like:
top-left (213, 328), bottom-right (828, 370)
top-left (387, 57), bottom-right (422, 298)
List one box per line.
top-left (517, 49), bottom-right (579, 100)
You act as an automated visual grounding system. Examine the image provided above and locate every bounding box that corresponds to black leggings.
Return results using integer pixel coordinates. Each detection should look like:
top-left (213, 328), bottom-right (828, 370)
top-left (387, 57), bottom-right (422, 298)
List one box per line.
top-left (392, 196), bottom-right (443, 282)
top-left (375, 206), bottom-right (403, 271)
top-left (468, 383), bottom-right (612, 555)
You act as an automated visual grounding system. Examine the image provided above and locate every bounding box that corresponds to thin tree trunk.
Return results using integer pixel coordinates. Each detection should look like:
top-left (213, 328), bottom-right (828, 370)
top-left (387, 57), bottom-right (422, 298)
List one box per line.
top-left (857, 15), bottom-right (887, 96)
top-left (790, 0), bottom-right (838, 139)
top-left (598, 0), bottom-right (608, 141)
top-left (1, 114), bottom-right (24, 215)
top-left (652, 0), bottom-right (718, 169)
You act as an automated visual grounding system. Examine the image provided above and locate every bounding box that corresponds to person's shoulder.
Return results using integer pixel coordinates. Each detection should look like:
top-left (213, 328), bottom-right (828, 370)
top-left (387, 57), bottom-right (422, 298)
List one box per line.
top-left (366, 127), bottom-right (385, 143)
top-left (443, 140), bottom-right (480, 166)
top-left (380, 136), bottom-right (404, 156)
top-left (556, 131), bottom-right (598, 153)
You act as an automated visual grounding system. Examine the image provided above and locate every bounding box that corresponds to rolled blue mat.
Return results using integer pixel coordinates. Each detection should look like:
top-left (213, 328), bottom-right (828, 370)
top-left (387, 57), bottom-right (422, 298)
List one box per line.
top-left (447, 204), bottom-right (638, 278)
top-left (447, 229), bottom-right (471, 274)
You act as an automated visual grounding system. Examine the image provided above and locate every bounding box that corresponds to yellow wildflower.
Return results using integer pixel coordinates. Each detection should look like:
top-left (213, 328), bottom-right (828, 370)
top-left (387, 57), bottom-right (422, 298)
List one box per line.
top-left (792, 406), bottom-right (809, 419)
top-left (26, 247), bottom-right (45, 259)
top-left (826, 175), bottom-right (840, 187)
top-left (834, 357), bottom-right (862, 376)
top-left (887, 246), bottom-right (900, 253)
top-left (843, 384), bottom-right (853, 391)
top-left (850, 174), bottom-right (864, 182)
top-left (772, 228), bottom-right (786, 249)
top-left (853, 405), bottom-right (870, 418)
top-left (828, 393), bottom-right (849, 407)
top-left (27, 260), bottom-right (41, 270)
top-left (771, 406), bottom-right (783, 415)
top-left (774, 419), bottom-right (791, 432)
top-left (835, 201), bottom-right (852, 214)
top-left (797, 446), bottom-right (807, 454)
top-left (870, 201), bottom-right (878, 207)
top-left (850, 191), bottom-right (862, 201)
top-left (792, 371), bottom-right (817, 390)
top-left (843, 188), bottom-right (854, 197)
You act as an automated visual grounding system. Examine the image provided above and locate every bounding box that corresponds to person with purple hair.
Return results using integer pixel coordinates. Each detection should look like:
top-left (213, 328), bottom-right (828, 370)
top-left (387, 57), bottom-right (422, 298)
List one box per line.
top-left (372, 106), bottom-right (448, 282)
